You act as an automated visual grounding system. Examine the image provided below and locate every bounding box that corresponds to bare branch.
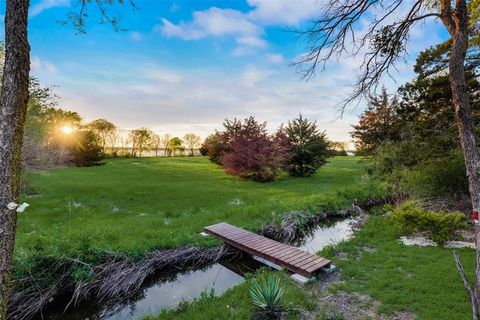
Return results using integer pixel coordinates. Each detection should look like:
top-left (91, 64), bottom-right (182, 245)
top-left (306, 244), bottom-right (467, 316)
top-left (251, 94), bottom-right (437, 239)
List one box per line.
top-left (293, 0), bottom-right (442, 109)
top-left (60, 0), bottom-right (137, 34)
top-left (453, 251), bottom-right (479, 320)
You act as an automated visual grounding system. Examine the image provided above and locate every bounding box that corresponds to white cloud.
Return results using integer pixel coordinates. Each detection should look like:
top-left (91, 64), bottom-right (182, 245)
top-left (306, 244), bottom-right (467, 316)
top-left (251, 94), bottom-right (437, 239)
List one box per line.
top-left (236, 35), bottom-right (267, 48)
top-left (50, 55), bottom-right (368, 143)
top-left (266, 53), bottom-right (285, 64)
top-left (159, 8), bottom-right (261, 40)
top-left (156, 0), bottom-right (324, 55)
top-left (242, 67), bottom-right (269, 86)
top-left (232, 46), bottom-right (256, 57)
top-left (30, 56), bottom-right (58, 74)
top-left (39, 2), bottom-right (448, 144)
top-left (157, 7), bottom-right (266, 54)
top-left (30, 0), bottom-right (70, 17)
top-left (246, 0), bottom-right (321, 25)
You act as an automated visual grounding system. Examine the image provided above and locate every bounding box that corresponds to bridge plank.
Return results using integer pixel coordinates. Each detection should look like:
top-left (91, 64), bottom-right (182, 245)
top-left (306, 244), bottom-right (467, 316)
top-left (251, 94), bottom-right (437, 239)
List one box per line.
top-left (204, 222), bottom-right (331, 277)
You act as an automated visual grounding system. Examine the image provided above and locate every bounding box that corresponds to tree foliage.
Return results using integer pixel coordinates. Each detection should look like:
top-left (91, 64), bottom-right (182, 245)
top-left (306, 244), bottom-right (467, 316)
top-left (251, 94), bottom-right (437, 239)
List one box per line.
top-left (183, 133), bottom-right (201, 156)
top-left (329, 141), bottom-right (348, 156)
top-left (67, 129), bottom-right (103, 166)
top-left (87, 118), bottom-right (117, 153)
top-left (128, 128), bottom-right (153, 157)
top-left (221, 117), bottom-right (288, 182)
top-left (22, 79), bottom-right (105, 168)
top-left (283, 115), bottom-right (330, 177)
top-left (351, 88), bottom-right (403, 154)
top-left (168, 137), bottom-right (184, 156)
top-left (201, 132), bottom-right (229, 164)
top-left (356, 43), bottom-right (480, 199)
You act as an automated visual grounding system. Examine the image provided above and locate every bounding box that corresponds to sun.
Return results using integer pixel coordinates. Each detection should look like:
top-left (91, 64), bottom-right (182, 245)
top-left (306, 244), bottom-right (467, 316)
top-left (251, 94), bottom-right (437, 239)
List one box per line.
top-left (62, 125), bottom-right (74, 135)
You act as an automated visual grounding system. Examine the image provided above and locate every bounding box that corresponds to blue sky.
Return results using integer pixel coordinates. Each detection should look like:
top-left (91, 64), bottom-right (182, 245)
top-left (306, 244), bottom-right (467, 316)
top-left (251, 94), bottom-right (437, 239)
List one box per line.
top-left (1, 0), bottom-right (449, 143)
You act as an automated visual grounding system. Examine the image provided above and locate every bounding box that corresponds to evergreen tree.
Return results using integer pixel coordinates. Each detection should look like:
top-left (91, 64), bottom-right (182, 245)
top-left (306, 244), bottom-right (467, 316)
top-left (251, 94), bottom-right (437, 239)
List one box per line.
top-left (283, 115), bottom-right (330, 177)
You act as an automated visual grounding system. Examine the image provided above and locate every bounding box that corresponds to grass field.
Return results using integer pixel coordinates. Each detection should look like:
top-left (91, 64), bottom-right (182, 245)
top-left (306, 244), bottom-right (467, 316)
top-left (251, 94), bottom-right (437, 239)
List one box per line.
top-left (323, 215), bottom-right (475, 320)
top-left (16, 156), bottom-right (379, 260)
top-left (151, 215), bottom-right (475, 320)
top-left (16, 156), bottom-right (476, 320)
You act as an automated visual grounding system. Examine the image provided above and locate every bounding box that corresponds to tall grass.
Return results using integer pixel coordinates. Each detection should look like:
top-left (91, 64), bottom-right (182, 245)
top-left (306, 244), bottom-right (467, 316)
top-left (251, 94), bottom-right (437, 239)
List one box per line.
top-left (16, 156), bottom-right (381, 262)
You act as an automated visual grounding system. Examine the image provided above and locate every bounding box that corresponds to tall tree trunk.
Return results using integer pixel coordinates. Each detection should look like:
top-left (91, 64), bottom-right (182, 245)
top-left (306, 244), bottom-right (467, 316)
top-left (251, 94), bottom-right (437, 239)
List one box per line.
top-left (0, 0), bottom-right (30, 318)
top-left (448, 4), bottom-right (480, 318)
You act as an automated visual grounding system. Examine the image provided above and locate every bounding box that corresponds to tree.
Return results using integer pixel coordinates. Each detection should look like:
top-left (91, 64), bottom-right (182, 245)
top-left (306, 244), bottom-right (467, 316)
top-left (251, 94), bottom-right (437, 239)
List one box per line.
top-left (202, 131), bottom-right (229, 164)
top-left (183, 133), bottom-right (201, 156)
top-left (0, 1), bottom-right (133, 316)
top-left (0, 2), bottom-right (31, 315)
top-left (329, 142), bottom-right (348, 156)
top-left (296, 1), bottom-right (480, 316)
top-left (221, 117), bottom-right (288, 182)
top-left (161, 134), bottom-right (171, 156)
top-left (128, 128), bottom-right (153, 157)
top-left (67, 129), bottom-right (103, 166)
top-left (351, 88), bottom-right (403, 154)
top-left (87, 118), bottom-right (117, 153)
top-left (168, 137), bottom-right (183, 156)
top-left (283, 115), bottom-right (330, 177)
top-left (364, 43), bottom-right (480, 200)
top-left (151, 133), bottom-right (161, 157)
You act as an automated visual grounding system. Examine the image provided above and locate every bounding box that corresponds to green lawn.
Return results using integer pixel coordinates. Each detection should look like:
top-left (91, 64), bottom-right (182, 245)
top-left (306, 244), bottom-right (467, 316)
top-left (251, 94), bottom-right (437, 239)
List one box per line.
top-left (148, 215), bottom-right (475, 320)
top-left (323, 215), bottom-right (475, 320)
top-left (16, 156), bottom-right (379, 260)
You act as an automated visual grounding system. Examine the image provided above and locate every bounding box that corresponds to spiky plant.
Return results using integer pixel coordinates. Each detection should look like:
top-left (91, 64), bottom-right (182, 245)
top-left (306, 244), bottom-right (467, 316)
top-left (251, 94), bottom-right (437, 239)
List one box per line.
top-left (249, 273), bottom-right (285, 318)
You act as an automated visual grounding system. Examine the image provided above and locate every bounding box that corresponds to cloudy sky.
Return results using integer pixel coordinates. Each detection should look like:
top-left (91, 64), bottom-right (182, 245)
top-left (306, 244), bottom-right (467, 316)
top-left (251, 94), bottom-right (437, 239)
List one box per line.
top-left (1, 0), bottom-right (449, 144)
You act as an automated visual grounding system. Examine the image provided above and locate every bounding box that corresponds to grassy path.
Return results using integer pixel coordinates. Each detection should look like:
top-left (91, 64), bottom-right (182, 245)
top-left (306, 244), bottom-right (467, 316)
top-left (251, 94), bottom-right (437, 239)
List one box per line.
top-left (17, 156), bottom-right (379, 260)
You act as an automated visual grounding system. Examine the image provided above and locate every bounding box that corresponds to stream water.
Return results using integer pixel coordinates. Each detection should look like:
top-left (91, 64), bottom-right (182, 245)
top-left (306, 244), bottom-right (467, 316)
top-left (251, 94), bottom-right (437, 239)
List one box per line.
top-left (39, 217), bottom-right (356, 320)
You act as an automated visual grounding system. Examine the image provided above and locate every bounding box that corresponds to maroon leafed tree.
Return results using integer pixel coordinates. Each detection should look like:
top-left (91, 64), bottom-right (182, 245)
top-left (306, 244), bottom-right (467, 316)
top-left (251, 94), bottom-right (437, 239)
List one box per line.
top-left (221, 117), bottom-right (289, 182)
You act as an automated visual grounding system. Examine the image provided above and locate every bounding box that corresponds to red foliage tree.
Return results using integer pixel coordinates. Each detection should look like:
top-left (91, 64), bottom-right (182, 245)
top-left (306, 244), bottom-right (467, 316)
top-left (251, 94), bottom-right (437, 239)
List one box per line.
top-left (221, 117), bottom-right (289, 182)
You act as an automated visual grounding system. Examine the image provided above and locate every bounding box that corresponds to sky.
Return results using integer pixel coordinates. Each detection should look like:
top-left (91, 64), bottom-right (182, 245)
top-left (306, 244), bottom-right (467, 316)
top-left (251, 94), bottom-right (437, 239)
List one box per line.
top-left (0, 0), bottom-right (450, 145)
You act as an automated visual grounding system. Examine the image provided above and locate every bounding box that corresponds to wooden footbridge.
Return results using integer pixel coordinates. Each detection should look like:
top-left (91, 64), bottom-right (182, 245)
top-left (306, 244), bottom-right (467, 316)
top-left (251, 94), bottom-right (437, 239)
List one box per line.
top-left (204, 222), bottom-right (332, 278)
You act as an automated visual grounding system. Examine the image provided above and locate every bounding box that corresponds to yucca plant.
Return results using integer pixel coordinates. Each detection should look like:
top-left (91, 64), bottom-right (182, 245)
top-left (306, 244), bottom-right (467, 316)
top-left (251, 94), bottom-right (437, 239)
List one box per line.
top-left (249, 273), bottom-right (285, 318)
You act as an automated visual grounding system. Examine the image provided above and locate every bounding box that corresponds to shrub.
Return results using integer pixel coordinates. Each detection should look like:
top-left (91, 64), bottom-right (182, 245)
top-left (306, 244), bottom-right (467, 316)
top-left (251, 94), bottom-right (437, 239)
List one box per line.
top-left (201, 132), bottom-right (228, 164)
top-left (249, 272), bottom-right (285, 319)
top-left (283, 115), bottom-right (330, 177)
top-left (199, 144), bottom-right (208, 156)
top-left (68, 130), bottom-right (103, 167)
top-left (372, 142), bottom-right (469, 199)
top-left (393, 201), bottom-right (466, 244)
top-left (221, 117), bottom-right (288, 182)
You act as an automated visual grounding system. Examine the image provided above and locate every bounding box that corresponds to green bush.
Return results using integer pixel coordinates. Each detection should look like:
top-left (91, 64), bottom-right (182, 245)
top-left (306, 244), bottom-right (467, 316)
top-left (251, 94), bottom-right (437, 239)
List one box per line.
top-left (372, 141), bottom-right (469, 199)
top-left (393, 201), bottom-right (466, 244)
top-left (68, 129), bottom-right (103, 166)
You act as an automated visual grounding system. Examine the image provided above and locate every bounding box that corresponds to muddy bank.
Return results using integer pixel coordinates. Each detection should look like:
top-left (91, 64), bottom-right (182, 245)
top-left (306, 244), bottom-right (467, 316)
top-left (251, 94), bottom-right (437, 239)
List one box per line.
top-left (9, 198), bottom-right (388, 320)
top-left (9, 246), bottom-right (238, 320)
top-left (40, 254), bottom-right (265, 320)
top-left (261, 198), bottom-right (387, 244)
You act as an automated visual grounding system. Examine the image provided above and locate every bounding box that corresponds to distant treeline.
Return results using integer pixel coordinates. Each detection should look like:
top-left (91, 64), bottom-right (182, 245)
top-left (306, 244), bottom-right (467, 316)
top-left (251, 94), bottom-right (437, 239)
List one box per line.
top-left (23, 81), bottom-right (204, 168)
top-left (24, 79), bottom-right (350, 170)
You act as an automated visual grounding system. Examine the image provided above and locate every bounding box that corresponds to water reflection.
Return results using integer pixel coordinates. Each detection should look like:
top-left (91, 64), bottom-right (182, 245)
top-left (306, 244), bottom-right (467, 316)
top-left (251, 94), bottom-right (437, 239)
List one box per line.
top-left (42, 256), bottom-right (263, 320)
top-left (41, 217), bottom-right (355, 320)
top-left (298, 217), bottom-right (356, 254)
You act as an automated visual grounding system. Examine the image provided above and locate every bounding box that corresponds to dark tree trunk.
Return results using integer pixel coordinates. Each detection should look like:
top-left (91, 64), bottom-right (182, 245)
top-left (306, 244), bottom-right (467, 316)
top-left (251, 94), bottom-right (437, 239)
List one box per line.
top-left (0, 0), bottom-right (31, 318)
top-left (446, 1), bottom-right (480, 318)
